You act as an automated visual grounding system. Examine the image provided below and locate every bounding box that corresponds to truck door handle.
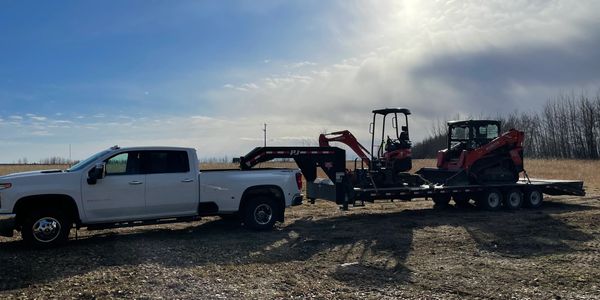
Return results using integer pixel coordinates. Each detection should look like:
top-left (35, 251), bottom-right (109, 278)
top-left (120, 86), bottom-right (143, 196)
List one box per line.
top-left (129, 181), bottom-right (143, 185)
top-left (181, 178), bottom-right (194, 183)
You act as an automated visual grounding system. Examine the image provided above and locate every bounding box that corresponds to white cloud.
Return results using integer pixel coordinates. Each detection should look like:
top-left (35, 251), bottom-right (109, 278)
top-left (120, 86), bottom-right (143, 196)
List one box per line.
top-left (202, 0), bottom-right (600, 149)
top-left (31, 130), bottom-right (52, 136)
top-left (286, 61), bottom-right (317, 68)
top-left (1, 1), bottom-right (599, 163)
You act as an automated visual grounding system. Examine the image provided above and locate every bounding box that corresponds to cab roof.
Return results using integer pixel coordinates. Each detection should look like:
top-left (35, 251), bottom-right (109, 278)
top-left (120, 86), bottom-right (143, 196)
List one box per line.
top-left (447, 120), bottom-right (500, 127)
top-left (372, 108), bottom-right (411, 115)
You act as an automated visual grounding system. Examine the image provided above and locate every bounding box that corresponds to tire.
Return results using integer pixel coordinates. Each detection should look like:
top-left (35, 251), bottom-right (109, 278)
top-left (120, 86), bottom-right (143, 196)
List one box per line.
top-left (432, 194), bottom-right (451, 208)
top-left (21, 208), bottom-right (71, 248)
top-left (524, 188), bottom-right (543, 209)
top-left (453, 194), bottom-right (471, 207)
top-left (243, 196), bottom-right (281, 230)
top-left (476, 189), bottom-right (503, 211)
top-left (503, 188), bottom-right (523, 210)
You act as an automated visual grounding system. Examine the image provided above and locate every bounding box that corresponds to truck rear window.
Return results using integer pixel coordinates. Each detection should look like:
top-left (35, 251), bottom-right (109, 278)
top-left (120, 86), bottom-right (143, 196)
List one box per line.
top-left (142, 151), bottom-right (190, 174)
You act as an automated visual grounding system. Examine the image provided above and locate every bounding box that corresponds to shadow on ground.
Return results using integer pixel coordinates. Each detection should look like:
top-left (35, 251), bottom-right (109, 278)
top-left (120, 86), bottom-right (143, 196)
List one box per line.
top-left (0, 200), bottom-right (595, 291)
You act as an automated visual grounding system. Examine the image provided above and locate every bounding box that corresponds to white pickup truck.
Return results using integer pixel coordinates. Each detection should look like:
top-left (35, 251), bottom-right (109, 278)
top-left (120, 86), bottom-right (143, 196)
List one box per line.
top-left (0, 146), bottom-right (303, 248)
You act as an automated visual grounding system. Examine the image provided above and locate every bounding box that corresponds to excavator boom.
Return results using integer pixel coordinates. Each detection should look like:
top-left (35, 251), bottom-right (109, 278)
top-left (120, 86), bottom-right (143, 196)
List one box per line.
top-left (319, 130), bottom-right (371, 167)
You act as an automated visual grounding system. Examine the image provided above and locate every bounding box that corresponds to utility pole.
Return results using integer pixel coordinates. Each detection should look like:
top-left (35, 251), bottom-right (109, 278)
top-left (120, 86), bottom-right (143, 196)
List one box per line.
top-left (263, 123), bottom-right (267, 147)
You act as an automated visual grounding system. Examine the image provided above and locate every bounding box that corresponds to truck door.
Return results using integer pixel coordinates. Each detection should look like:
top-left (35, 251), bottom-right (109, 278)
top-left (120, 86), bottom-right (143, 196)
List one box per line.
top-left (143, 150), bottom-right (198, 217)
top-left (81, 151), bottom-right (147, 222)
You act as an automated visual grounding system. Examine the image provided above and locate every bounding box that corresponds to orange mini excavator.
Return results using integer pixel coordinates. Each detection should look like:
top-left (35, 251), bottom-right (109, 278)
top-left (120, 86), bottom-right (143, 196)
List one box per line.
top-left (319, 108), bottom-right (422, 187)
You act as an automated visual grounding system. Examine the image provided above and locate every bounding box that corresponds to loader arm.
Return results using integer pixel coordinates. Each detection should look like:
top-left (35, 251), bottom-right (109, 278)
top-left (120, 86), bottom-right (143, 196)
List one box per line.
top-left (464, 128), bottom-right (525, 170)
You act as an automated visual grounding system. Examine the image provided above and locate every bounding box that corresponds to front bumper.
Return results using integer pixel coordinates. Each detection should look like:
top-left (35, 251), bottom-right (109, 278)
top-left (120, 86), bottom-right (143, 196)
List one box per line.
top-left (291, 194), bottom-right (303, 206)
top-left (0, 214), bottom-right (16, 237)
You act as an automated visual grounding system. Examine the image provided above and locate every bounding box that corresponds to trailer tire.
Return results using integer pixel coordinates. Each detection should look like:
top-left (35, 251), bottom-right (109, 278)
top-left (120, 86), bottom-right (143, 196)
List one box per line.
top-left (243, 196), bottom-right (280, 230)
top-left (524, 188), bottom-right (543, 209)
top-left (503, 188), bottom-right (523, 210)
top-left (453, 194), bottom-right (470, 207)
top-left (476, 189), bottom-right (502, 211)
top-left (432, 194), bottom-right (451, 208)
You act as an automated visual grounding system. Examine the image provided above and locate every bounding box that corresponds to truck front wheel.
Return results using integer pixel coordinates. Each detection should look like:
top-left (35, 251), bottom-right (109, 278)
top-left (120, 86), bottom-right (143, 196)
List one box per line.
top-left (243, 196), bottom-right (281, 230)
top-left (21, 208), bottom-right (71, 248)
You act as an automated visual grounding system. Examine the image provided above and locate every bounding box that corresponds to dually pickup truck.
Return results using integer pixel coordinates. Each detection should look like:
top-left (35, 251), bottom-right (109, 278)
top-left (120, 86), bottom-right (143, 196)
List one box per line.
top-left (0, 146), bottom-right (303, 248)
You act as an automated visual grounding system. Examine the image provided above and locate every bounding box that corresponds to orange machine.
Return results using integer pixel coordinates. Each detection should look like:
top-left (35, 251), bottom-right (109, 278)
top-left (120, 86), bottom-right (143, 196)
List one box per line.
top-left (418, 120), bottom-right (524, 185)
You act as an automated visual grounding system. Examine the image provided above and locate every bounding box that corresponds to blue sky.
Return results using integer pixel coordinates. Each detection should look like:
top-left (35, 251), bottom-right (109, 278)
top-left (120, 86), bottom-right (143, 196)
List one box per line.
top-left (1, 1), bottom-right (600, 162)
top-left (1, 1), bottom-right (342, 115)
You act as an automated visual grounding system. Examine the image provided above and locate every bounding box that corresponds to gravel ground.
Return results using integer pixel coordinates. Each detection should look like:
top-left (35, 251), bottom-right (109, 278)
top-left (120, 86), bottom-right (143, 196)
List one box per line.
top-left (1, 194), bottom-right (599, 299)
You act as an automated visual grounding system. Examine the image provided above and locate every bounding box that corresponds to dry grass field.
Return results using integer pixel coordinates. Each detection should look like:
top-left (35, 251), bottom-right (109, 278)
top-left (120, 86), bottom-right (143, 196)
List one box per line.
top-left (0, 160), bottom-right (598, 299)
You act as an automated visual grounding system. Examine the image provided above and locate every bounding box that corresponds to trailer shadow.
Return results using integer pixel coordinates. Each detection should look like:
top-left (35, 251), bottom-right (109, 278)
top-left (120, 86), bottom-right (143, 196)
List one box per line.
top-left (0, 199), bottom-right (595, 291)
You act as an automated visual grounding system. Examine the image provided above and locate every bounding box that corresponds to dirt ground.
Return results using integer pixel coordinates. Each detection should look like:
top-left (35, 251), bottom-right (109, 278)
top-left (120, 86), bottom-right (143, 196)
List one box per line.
top-left (1, 196), bottom-right (598, 299)
top-left (0, 161), bottom-right (599, 299)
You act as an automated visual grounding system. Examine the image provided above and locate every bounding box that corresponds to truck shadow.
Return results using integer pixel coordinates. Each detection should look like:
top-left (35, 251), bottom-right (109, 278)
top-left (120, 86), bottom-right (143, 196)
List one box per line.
top-left (0, 200), bottom-right (595, 291)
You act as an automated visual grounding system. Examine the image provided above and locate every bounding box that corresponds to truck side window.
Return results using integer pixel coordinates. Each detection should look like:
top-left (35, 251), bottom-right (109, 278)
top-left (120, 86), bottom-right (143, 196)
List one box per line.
top-left (142, 151), bottom-right (190, 174)
top-left (105, 152), bottom-right (141, 175)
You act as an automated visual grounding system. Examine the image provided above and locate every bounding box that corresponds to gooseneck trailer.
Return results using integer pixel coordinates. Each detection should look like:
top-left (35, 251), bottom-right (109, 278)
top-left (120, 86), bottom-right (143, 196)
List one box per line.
top-left (240, 146), bottom-right (585, 210)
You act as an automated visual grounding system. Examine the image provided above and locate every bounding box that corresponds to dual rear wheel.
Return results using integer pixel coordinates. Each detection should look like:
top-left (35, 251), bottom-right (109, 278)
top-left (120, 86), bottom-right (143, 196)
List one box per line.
top-left (243, 196), bottom-right (282, 230)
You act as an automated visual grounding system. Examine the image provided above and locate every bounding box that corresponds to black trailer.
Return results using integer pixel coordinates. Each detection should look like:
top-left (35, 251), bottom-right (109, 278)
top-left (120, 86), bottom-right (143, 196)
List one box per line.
top-left (240, 147), bottom-right (586, 210)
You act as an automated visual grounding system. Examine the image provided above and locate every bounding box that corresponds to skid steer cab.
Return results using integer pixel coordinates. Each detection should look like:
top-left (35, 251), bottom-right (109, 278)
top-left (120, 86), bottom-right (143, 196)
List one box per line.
top-left (418, 120), bottom-right (524, 185)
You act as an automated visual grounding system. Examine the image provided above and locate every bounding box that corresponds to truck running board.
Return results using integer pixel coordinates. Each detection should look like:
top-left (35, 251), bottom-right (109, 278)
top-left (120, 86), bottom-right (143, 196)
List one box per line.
top-left (86, 216), bottom-right (201, 231)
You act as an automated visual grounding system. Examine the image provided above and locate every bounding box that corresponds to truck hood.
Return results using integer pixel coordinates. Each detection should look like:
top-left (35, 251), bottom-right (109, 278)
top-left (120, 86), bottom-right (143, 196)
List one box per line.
top-left (0, 169), bottom-right (65, 180)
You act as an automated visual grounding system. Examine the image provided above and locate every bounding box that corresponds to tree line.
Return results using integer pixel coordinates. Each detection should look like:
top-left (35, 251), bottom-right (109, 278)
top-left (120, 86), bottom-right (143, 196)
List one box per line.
top-left (413, 91), bottom-right (600, 159)
top-left (14, 157), bottom-right (75, 165)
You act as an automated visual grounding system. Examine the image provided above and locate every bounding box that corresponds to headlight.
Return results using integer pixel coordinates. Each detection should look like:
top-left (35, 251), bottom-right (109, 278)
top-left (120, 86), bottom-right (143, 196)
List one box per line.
top-left (0, 183), bottom-right (11, 190)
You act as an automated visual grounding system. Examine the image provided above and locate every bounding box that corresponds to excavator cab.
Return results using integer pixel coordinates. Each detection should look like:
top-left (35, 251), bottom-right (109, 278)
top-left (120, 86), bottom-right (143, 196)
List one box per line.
top-left (370, 108), bottom-right (413, 173)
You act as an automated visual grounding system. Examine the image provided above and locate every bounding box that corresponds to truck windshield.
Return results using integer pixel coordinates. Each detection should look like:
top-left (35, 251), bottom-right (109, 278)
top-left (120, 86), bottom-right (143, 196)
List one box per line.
top-left (67, 150), bottom-right (111, 172)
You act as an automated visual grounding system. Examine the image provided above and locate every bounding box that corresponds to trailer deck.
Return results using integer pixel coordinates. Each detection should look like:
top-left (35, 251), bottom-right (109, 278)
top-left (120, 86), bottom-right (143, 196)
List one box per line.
top-left (240, 146), bottom-right (586, 210)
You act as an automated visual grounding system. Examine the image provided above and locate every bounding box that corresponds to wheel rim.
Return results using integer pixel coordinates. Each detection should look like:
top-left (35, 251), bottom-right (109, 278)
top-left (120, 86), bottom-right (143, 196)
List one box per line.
top-left (488, 193), bottom-right (501, 208)
top-left (254, 204), bottom-right (273, 225)
top-left (32, 217), bottom-right (61, 243)
top-left (508, 192), bottom-right (521, 207)
top-left (529, 191), bottom-right (541, 206)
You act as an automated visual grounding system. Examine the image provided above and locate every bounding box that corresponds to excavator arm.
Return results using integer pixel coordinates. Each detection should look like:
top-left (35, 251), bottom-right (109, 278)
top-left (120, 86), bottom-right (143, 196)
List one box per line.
top-left (319, 130), bottom-right (372, 167)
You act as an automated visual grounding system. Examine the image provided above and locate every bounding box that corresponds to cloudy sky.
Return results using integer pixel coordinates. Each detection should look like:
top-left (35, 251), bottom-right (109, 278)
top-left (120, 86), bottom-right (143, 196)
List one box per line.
top-left (1, 1), bottom-right (599, 162)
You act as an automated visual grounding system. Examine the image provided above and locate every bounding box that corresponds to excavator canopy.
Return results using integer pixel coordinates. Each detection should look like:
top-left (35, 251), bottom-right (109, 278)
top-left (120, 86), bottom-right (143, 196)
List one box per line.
top-left (372, 108), bottom-right (411, 115)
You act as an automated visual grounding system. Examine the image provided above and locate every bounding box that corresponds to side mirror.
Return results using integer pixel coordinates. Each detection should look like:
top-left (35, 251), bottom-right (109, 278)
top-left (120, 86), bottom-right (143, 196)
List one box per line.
top-left (87, 163), bottom-right (106, 185)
